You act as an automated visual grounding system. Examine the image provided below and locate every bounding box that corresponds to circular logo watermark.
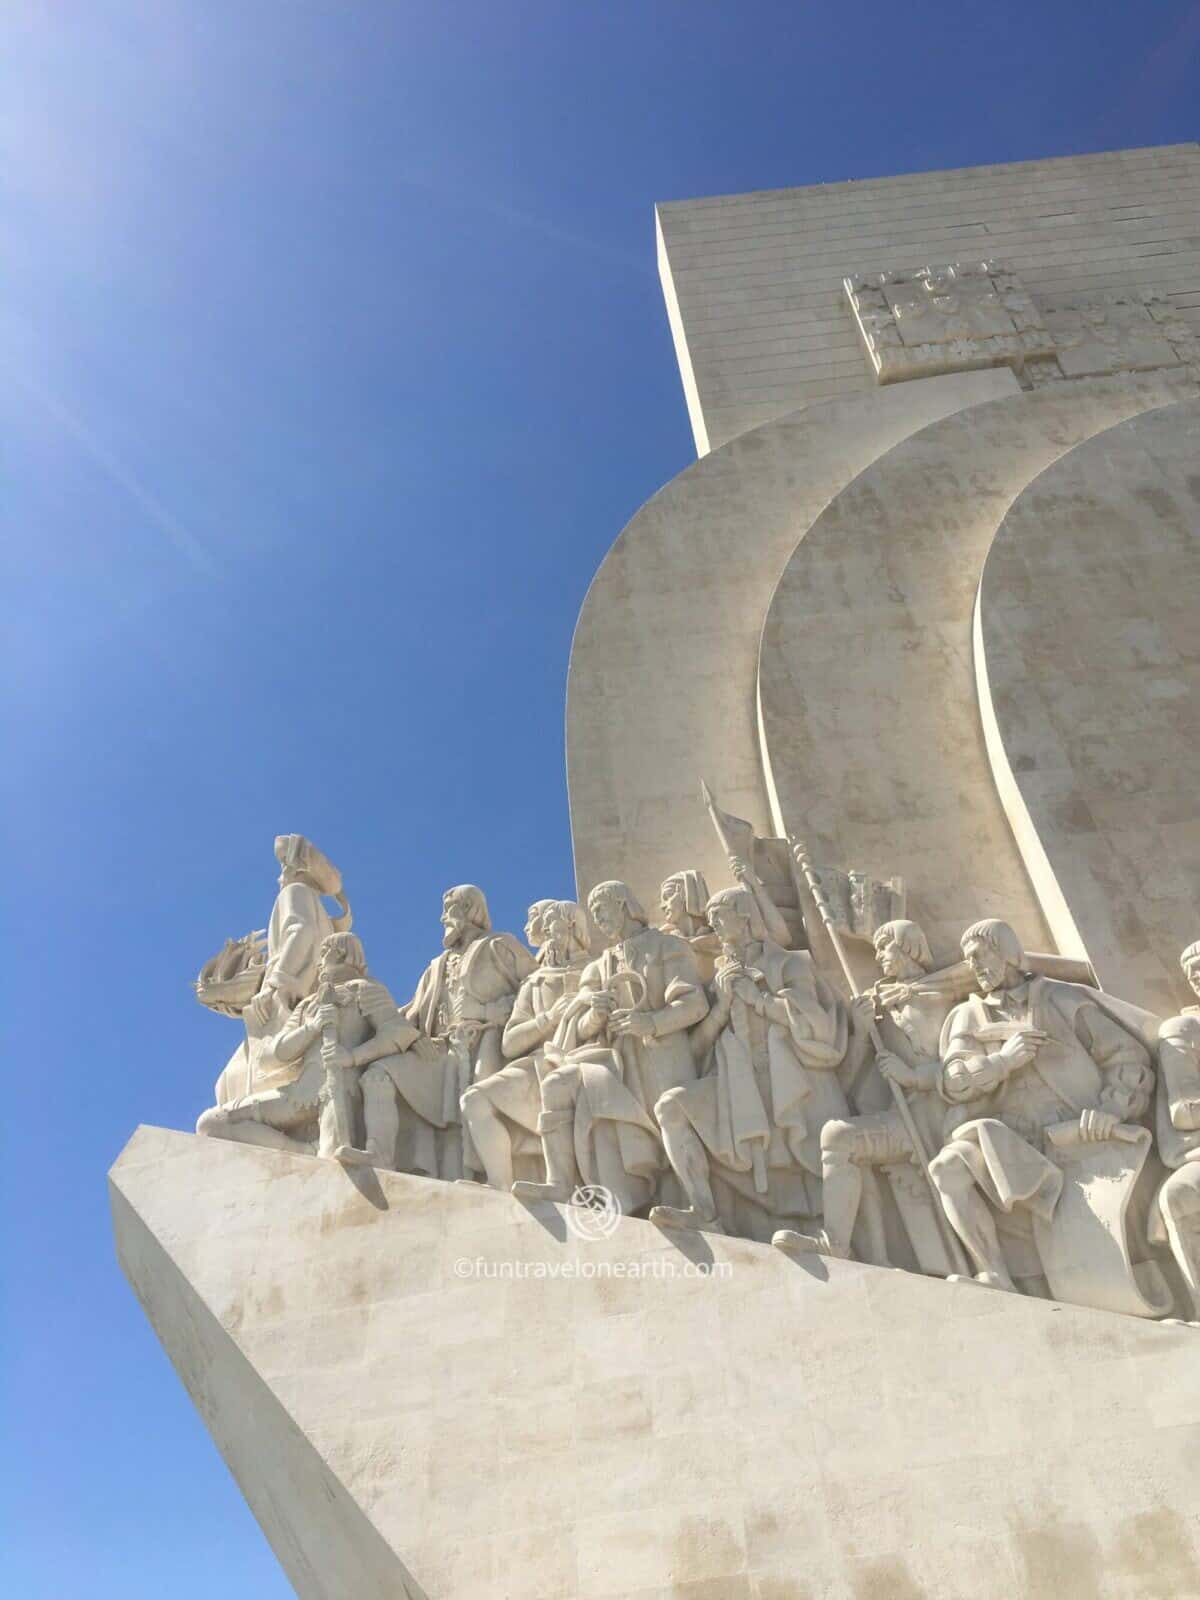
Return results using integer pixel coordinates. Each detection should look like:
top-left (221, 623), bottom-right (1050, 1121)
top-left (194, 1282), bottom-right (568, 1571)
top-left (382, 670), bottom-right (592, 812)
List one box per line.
top-left (564, 1183), bottom-right (623, 1241)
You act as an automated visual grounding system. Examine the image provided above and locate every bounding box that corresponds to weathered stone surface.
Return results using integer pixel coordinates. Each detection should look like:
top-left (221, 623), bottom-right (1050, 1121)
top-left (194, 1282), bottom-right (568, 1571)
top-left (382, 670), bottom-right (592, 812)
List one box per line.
top-left (976, 398), bottom-right (1200, 1014)
top-left (657, 144), bottom-right (1200, 452)
top-left (845, 260), bottom-right (1055, 383)
top-left (756, 369), bottom-right (1199, 977)
top-left (112, 1127), bottom-right (1200, 1599)
top-left (567, 367), bottom-right (1015, 916)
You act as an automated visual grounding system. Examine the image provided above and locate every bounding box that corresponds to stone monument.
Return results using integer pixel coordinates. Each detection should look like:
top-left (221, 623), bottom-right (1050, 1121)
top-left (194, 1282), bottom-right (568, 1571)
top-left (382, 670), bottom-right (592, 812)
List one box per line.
top-left (112, 144), bottom-right (1200, 1598)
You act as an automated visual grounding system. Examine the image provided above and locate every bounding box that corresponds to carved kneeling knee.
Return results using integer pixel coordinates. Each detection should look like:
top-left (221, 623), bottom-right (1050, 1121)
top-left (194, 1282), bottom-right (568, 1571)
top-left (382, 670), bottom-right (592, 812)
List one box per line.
top-left (654, 1085), bottom-right (688, 1126)
top-left (538, 1067), bottom-right (576, 1114)
top-left (928, 1144), bottom-right (973, 1197)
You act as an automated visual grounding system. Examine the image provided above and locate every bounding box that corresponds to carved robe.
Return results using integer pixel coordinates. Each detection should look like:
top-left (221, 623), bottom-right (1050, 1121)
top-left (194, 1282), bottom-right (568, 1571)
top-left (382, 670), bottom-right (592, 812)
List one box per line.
top-left (404, 931), bottom-right (536, 1085)
top-left (668, 942), bottom-right (848, 1214)
top-left (476, 961), bottom-right (585, 1144)
top-left (548, 926), bottom-right (708, 1207)
top-left (938, 977), bottom-right (1153, 1223)
top-left (263, 880), bottom-right (336, 1014)
top-left (205, 976), bottom-right (412, 1152)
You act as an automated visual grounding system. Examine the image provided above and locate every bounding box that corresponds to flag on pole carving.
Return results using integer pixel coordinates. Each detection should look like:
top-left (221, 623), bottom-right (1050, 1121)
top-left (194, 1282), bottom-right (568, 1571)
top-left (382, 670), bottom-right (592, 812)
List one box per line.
top-left (804, 864), bottom-right (906, 941)
top-left (700, 780), bottom-right (904, 944)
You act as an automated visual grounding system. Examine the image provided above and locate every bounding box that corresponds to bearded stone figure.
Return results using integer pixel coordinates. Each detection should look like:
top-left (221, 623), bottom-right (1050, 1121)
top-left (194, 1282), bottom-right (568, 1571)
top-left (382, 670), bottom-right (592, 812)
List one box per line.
top-left (360, 884), bottom-right (535, 1180)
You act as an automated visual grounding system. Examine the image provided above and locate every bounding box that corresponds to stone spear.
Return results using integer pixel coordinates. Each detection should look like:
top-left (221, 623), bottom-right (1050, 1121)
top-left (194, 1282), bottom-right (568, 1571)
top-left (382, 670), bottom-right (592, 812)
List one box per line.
top-left (790, 837), bottom-right (970, 1277)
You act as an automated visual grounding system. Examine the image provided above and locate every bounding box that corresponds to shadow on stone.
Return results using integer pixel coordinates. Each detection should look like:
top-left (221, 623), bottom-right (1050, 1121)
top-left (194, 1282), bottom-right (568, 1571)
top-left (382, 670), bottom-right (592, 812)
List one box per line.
top-left (341, 1164), bottom-right (390, 1211)
top-left (514, 1197), bottom-right (568, 1242)
top-left (776, 1249), bottom-right (830, 1283)
top-left (656, 1225), bottom-right (717, 1269)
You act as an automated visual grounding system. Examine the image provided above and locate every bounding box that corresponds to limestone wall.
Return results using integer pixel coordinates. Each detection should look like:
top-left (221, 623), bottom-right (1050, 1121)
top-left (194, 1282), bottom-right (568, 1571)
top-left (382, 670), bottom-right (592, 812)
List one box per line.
top-left (976, 398), bottom-right (1200, 1013)
top-left (111, 1127), bottom-right (1200, 1600)
top-left (658, 145), bottom-right (1200, 452)
top-left (567, 369), bottom-right (1015, 914)
top-left (756, 369), bottom-right (1198, 972)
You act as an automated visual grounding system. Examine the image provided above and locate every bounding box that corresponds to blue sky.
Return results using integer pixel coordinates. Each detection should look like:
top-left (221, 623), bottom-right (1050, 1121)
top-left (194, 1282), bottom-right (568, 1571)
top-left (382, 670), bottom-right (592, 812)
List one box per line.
top-left (4, 2), bottom-right (1198, 1593)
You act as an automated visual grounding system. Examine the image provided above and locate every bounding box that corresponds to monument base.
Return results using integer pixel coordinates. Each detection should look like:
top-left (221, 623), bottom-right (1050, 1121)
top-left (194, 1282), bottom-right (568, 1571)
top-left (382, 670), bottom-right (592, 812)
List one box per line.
top-left (111, 1127), bottom-right (1200, 1599)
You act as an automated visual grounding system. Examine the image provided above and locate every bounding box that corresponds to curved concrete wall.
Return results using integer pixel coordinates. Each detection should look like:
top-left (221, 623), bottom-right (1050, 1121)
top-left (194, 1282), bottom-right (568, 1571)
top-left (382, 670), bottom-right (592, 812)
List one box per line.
top-left (756, 371), bottom-right (1198, 973)
top-left (567, 369), bottom-right (1015, 909)
top-left (976, 398), bottom-right (1200, 1014)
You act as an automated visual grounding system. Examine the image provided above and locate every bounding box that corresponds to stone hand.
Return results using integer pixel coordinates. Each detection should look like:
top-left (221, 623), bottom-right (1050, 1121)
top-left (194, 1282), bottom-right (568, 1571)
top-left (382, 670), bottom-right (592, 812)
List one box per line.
top-left (875, 981), bottom-right (912, 1010)
top-left (1078, 1107), bottom-right (1121, 1143)
top-left (610, 1008), bottom-right (656, 1039)
top-left (247, 988), bottom-right (279, 1028)
top-left (998, 1029), bottom-right (1046, 1071)
top-left (731, 976), bottom-right (763, 1009)
top-left (316, 1003), bottom-right (339, 1031)
top-left (851, 992), bottom-right (878, 1024)
top-left (715, 962), bottom-right (746, 1000)
top-left (877, 1051), bottom-right (920, 1090)
top-left (728, 853), bottom-right (752, 883)
top-left (589, 988), bottom-right (615, 1015)
top-left (321, 1043), bottom-right (354, 1072)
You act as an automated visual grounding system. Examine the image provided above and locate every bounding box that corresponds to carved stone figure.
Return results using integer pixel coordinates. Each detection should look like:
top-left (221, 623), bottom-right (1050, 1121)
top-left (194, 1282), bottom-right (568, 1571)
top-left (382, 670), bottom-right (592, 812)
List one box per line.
top-left (524, 898), bottom-right (556, 963)
top-left (512, 880), bottom-right (708, 1215)
top-left (659, 869), bottom-right (720, 980)
top-left (197, 932), bottom-right (412, 1158)
top-left (1148, 942), bottom-right (1200, 1323)
top-left (195, 833), bottom-right (352, 1107)
top-left (649, 886), bottom-right (848, 1236)
top-left (360, 885), bottom-right (535, 1179)
top-left (773, 918), bottom-right (954, 1269)
top-left (248, 834), bottom-right (352, 1030)
top-left (726, 854), bottom-right (794, 949)
top-left (461, 900), bottom-right (590, 1191)
top-left (929, 919), bottom-right (1154, 1294)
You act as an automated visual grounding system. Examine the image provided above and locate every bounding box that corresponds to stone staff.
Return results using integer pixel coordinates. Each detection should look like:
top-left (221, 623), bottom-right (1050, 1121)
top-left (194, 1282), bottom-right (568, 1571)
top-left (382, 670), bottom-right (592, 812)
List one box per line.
top-left (791, 837), bottom-right (970, 1276)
